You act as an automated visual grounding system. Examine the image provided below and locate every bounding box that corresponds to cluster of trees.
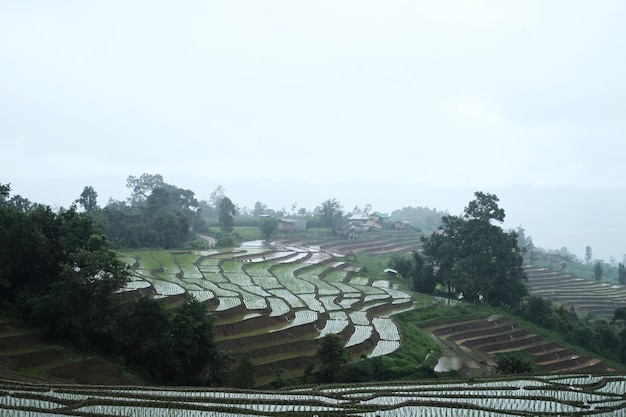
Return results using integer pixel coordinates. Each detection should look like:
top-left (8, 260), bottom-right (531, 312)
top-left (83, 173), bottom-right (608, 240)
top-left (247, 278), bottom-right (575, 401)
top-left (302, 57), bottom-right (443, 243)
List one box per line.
top-left (517, 296), bottom-right (626, 364)
top-left (390, 206), bottom-right (446, 232)
top-left (74, 174), bottom-right (244, 249)
top-left (390, 192), bottom-right (528, 308)
top-left (84, 174), bottom-right (202, 249)
top-left (0, 183), bottom-right (224, 385)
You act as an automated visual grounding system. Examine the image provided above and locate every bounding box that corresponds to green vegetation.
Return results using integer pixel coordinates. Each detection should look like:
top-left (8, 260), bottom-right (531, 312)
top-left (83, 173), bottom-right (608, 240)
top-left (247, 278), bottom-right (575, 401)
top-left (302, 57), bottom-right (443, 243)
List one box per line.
top-left (0, 183), bottom-right (223, 386)
top-left (495, 351), bottom-right (537, 374)
top-left (316, 333), bottom-right (350, 382)
top-left (421, 192), bottom-right (527, 308)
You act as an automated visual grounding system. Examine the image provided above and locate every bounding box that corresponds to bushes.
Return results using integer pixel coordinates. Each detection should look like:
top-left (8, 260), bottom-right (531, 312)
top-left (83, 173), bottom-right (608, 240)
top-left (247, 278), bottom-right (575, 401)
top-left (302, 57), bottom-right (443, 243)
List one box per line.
top-left (495, 351), bottom-right (536, 374)
top-left (516, 296), bottom-right (626, 365)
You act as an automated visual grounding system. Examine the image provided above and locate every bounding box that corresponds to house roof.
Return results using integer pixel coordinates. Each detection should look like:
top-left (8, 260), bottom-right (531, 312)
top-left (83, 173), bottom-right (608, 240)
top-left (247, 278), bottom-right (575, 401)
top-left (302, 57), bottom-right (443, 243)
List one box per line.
top-left (372, 212), bottom-right (390, 219)
top-left (349, 213), bottom-right (369, 221)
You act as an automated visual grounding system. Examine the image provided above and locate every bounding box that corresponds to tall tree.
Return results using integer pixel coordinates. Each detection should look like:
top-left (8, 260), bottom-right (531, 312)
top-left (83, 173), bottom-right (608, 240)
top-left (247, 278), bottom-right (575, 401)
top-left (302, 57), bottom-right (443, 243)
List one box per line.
top-left (164, 298), bottom-right (219, 385)
top-left (209, 185), bottom-right (226, 211)
top-left (126, 173), bottom-right (164, 205)
top-left (316, 333), bottom-right (349, 382)
top-left (618, 263), bottom-right (626, 285)
top-left (78, 186), bottom-right (99, 212)
top-left (317, 198), bottom-right (343, 233)
top-left (585, 246), bottom-right (593, 264)
top-left (594, 261), bottom-right (603, 281)
top-left (252, 201), bottom-right (268, 217)
top-left (0, 183), bottom-right (10, 201)
top-left (219, 197), bottom-right (236, 234)
top-left (259, 217), bottom-right (278, 240)
top-left (422, 192), bottom-right (527, 308)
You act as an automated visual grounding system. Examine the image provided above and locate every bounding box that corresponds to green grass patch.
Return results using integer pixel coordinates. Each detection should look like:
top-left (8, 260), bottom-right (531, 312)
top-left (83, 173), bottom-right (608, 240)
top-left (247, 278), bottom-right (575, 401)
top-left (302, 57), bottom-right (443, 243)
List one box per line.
top-left (352, 253), bottom-right (395, 280)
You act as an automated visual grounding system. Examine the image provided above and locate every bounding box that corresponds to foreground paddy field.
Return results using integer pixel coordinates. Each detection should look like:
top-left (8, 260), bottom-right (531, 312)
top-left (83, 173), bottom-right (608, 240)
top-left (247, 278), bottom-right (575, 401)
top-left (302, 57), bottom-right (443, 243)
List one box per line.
top-left (2, 373), bottom-right (625, 416)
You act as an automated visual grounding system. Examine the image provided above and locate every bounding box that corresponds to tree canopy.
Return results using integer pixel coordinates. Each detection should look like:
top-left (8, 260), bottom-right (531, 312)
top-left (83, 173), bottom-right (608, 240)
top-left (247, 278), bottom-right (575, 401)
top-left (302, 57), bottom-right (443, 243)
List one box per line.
top-left (316, 198), bottom-right (343, 233)
top-left (219, 196), bottom-right (236, 234)
top-left (421, 192), bottom-right (527, 308)
top-left (316, 333), bottom-right (349, 382)
top-left (0, 183), bottom-right (224, 385)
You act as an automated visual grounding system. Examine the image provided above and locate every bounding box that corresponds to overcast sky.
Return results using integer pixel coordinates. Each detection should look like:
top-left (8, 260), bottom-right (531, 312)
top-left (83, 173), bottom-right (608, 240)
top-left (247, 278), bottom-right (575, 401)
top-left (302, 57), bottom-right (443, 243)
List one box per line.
top-left (2, 1), bottom-right (625, 261)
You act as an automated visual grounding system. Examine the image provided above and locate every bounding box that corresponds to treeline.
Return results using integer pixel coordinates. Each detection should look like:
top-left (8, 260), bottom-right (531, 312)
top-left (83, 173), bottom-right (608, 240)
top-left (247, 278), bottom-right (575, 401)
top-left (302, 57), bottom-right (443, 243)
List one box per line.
top-left (81, 174), bottom-right (205, 249)
top-left (517, 296), bottom-right (626, 364)
top-left (0, 183), bottom-right (224, 385)
top-left (389, 206), bottom-right (446, 232)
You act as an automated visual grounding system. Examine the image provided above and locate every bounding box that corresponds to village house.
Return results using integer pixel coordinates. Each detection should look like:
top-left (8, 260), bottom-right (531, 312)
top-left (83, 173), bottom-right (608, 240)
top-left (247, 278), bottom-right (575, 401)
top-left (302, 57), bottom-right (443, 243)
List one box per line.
top-left (278, 218), bottom-right (308, 232)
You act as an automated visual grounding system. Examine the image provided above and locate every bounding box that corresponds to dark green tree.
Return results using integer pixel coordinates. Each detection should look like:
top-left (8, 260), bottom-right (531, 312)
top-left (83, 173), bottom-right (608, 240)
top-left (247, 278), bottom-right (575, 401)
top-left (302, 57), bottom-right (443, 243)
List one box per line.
top-left (618, 263), bottom-right (626, 285)
top-left (126, 173), bottom-right (164, 205)
top-left (585, 246), bottom-right (593, 264)
top-left (0, 183), bottom-right (10, 201)
top-left (78, 186), bottom-right (99, 212)
top-left (316, 333), bottom-right (349, 382)
top-left (594, 261), bottom-right (604, 281)
top-left (317, 198), bottom-right (343, 233)
top-left (219, 197), bottom-right (236, 234)
top-left (388, 254), bottom-right (413, 278)
top-left (259, 217), bottom-right (278, 240)
top-left (422, 192), bottom-right (527, 307)
top-left (164, 298), bottom-right (220, 384)
top-left (495, 351), bottom-right (536, 374)
top-left (114, 298), bottom-right (171, 374)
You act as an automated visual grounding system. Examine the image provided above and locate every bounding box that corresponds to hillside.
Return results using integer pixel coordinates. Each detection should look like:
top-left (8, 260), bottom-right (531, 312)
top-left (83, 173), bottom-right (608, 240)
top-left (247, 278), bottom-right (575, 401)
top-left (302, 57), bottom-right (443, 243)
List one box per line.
top-left (0, 317), bottom-right (141, 386)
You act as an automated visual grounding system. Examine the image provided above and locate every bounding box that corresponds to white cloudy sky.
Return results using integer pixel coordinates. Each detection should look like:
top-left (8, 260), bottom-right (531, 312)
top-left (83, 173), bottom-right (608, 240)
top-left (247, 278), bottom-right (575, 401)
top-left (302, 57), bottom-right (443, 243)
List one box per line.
top-left (2, 1), bottom-right (625, 260)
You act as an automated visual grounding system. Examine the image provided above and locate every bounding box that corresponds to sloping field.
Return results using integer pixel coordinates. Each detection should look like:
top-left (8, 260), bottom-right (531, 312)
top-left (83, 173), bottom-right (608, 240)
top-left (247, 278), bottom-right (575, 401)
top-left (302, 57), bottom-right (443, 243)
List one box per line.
top-left (524, 265), bottom-right (626, 318)
top-left (0, 320), bottom-right (138, 386)
top-left (426, 315), bottom-right (611, 376)
top-left (2, 373), bottom-right (625, 416)
top-left (314, 230), bottom-right (423, 256)
top-left (120, 242), bottom-right (414, 385)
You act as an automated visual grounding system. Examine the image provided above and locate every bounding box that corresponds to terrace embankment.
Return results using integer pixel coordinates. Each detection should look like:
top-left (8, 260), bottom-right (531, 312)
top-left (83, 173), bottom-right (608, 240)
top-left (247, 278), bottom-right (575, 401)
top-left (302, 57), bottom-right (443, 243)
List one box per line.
top-left (426, 315), bottom-right (612, 375)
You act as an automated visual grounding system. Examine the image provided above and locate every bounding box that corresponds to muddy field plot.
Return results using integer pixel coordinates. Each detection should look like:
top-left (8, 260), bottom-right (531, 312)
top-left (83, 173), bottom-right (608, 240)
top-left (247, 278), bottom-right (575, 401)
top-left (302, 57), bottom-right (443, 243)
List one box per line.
top-left (120, 242), bottom-right (414, 385)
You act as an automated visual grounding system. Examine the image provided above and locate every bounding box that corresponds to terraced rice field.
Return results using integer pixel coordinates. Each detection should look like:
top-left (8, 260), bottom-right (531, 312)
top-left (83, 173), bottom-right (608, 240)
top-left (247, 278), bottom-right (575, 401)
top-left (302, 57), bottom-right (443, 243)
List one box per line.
top-left (426, 315), bottom-right (611, 376)
top-left (120, 241), bottom-right (414, 385)
top-left (2, 373), bottom-right (625, 416)
top-left (316, 230), bottom-right (423, 256)
top-left (524, 265), bottom-right (626, 318)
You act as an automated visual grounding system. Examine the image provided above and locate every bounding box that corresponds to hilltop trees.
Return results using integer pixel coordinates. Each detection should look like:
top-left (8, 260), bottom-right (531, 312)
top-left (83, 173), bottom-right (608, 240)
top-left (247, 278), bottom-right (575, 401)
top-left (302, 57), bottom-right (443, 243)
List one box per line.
top-left (585, 246), bottom-right (593, 264)
top-left (317, 198), bottom-right (343, 233)
top-left (99, 174), bottom-right (199, 249)
top-left (390, 206), bottom-right (445, 231)
top-left (421, 192), bottom-right (527, 308)
top-left (594, 262), bottom-right (604, 281)
top-left (219, 197), bottom-right (236, 234)
top-left (78, 186), bottom-right (99, 212)
top-left (618, 263), bottom-right (626, 285)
